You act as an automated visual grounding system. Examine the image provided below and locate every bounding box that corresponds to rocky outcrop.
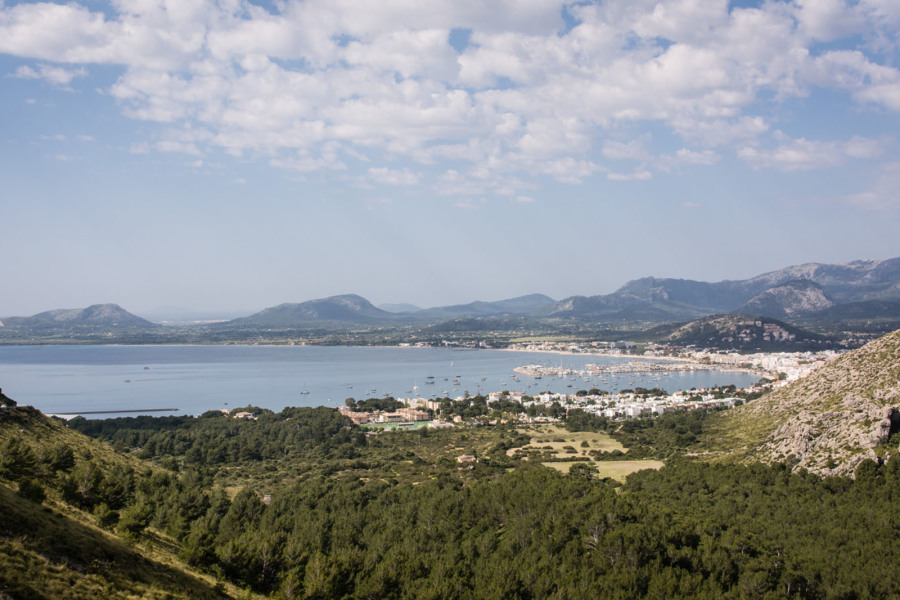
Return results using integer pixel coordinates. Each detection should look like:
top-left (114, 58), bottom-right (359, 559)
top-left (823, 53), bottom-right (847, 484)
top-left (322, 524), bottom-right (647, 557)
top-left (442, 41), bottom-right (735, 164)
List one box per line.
top-left (710, 327), bottom-right (900, 476)
top-left (757, 400), bottom-right (899, 476)
top-left (736, 280), bottom-right (834, 318)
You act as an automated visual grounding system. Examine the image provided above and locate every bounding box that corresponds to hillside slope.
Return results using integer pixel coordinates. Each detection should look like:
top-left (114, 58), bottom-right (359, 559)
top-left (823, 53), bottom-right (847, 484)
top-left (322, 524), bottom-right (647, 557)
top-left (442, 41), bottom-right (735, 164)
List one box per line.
top-left (0, 406), bottom-right (253, 600)
top-left (704, 328), bottom-right (900, 475)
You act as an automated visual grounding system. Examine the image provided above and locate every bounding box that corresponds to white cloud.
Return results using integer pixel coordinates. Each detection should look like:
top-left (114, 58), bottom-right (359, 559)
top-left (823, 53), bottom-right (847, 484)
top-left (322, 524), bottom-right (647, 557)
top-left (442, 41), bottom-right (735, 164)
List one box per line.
top-left (14, 63), bottom-right (86, 87)
top-left (367, 167), bottom-right (420, 186)
top-left (608, 169), bottom-right (652, 181)
top-left (538, 158), bottom-right (602, 184)
top-left (655, 148), bottom-right (719, 172)
top-left (0, 0), bottom-right (898, 194)
top-left (739, 134), bottom-right (885, 172)
top-left (842, 136), bottom-right (888, 159)
top-left (855, 82), bottom-right (900, 112)
top-left (805, 50), bottom-right (900, 112)
top-left (672, 148), bottom-right (719, 165)
top-left (435, 169), bottom-right (488, 196)
top-left (792, 0), bottom-right (866, 43)
top-left (602, 137), bottom-right (651, 162)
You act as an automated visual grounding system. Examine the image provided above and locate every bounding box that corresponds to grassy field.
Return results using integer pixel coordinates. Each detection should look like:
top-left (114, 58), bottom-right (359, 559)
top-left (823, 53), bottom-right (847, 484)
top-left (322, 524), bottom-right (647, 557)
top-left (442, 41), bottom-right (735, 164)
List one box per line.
top-left (510, 424), bottom-right (663, 482)
top-left (509, 424), bottom-right (626, 459)
top-left (541, 459), bottom-right (665, 482)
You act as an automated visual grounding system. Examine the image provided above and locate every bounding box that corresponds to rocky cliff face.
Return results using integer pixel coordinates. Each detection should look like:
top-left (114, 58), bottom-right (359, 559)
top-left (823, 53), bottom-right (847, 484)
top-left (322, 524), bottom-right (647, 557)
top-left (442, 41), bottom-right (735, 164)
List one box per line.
top-left (710, 328), bottom-right (900, 476)
top-left (736, 279), bottom-right (835, 318)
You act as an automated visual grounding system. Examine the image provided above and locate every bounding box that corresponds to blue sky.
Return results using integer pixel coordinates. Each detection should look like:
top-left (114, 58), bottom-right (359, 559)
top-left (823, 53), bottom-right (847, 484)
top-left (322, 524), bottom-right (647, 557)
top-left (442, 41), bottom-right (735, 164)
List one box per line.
top-left (2, 0), bottom-right (899, 319)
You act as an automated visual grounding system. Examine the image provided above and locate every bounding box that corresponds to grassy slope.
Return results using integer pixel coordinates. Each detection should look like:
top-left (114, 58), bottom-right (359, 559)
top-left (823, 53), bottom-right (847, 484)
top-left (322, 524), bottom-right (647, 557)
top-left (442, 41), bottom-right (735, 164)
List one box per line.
top-left (0, 485), bottom-right (234, 600)
top-left (0, 408), bottom-right (258, 600)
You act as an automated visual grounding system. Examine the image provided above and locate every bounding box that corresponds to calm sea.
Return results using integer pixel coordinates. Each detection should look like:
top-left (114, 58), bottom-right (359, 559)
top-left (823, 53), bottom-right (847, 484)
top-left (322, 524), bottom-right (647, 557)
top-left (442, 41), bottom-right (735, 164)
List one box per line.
top-left (0, 345), bottom-right (758, 417)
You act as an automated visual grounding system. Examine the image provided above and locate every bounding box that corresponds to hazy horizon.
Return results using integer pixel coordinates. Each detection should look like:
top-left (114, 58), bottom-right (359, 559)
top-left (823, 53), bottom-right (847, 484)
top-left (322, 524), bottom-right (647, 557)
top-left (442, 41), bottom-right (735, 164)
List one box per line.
top-left (5, 251), bottom-right (900, 322)
top-left (3, 1), bottom-right (899, 318)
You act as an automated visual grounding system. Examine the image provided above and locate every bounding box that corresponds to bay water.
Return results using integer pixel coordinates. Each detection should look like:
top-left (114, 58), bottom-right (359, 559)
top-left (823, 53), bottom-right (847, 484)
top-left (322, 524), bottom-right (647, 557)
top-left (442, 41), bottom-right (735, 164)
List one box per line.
top-left (0, 345), bottom-right (758, 417)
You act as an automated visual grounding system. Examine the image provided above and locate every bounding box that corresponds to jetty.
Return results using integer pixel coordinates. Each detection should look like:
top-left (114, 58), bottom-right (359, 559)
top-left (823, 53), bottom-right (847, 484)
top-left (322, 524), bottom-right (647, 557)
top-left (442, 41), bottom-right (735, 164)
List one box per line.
top-left (50, 408), bottom-right (179, 416)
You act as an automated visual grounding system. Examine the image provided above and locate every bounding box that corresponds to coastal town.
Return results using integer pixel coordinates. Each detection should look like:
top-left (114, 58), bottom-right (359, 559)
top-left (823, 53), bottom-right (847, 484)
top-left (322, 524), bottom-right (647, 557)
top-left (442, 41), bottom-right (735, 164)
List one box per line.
top-left (330, 343), bottom-right (840, 430)
top-left (504, 340), bottom-right (840, 381)
top-left (337, 385), bottom-right (763, 428)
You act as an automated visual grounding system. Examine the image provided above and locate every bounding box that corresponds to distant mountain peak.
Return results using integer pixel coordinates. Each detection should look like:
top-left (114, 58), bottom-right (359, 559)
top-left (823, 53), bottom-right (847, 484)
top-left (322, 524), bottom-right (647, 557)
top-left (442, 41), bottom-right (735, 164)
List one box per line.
top-left (378, 303), bottom-right (423, 314)
top-left (0, 303), bottom-right (157, 335)
top-left (225, 294), bottom-right (396, 327)
top-left (736, 279), bottom-right (835, 318)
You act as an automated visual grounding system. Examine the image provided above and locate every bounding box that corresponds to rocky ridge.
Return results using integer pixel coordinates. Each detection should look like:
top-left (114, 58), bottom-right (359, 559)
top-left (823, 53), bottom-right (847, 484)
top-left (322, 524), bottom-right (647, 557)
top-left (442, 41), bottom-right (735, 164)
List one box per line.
top-left (709, 327), bottom-right (900, 476)
top-left (736, 279), bottom-right (834, 318)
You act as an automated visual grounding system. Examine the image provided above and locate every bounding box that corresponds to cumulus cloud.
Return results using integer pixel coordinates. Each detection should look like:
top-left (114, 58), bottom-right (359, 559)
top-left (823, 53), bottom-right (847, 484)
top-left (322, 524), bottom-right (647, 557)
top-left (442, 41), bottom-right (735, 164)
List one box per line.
top-left (739, 134), bottom-right (885, 171)
top-left (14, 63), bottom-right (86, 86)
top-left (1, 0), bottom-right (898, 195)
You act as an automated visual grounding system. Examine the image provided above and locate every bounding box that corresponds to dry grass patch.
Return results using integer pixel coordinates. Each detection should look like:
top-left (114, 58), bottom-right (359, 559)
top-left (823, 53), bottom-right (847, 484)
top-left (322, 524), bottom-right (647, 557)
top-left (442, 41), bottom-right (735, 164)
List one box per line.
top-left (510, 424), bottom-right (625, 458)
top-left (592, 460), bottom-right (664, 482)
top-left (541, 460), bottom-right (663, 482)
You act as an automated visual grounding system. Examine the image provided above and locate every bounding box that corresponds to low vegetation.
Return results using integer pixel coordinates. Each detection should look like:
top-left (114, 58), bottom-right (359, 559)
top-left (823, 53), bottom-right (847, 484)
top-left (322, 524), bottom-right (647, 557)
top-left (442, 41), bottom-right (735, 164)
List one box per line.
top-left (4, 386), bottom-right (900, 598)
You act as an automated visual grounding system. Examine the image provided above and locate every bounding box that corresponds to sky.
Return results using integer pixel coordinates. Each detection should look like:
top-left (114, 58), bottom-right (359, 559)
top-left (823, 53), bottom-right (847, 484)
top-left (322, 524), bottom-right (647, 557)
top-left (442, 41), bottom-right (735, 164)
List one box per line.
top-left (2, 0), bottom-right (900, 320)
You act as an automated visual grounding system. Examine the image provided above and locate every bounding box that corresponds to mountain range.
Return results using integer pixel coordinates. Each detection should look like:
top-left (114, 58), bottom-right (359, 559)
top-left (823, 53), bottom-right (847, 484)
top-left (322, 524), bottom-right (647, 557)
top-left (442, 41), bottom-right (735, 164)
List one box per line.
top-left (3, 257), bottom-right (900, 340)
top-left (543, 257), bottom-right (900, 321)
top-left (215, 256), bottom-right (900, 327)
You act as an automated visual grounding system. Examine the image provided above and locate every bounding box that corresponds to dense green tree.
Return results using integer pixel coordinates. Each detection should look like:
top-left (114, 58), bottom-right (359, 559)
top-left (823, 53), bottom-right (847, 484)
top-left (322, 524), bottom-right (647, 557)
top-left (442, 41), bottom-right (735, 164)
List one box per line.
top-left (0, 437), bottom-right (37, 480)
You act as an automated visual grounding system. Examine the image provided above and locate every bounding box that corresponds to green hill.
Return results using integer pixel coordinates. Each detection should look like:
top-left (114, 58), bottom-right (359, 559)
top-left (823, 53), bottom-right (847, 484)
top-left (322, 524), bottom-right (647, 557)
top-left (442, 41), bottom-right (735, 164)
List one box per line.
top-left (0, 406), bottom-right (256, 600)
top-left (659, 313), bottom-right (840, 351)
